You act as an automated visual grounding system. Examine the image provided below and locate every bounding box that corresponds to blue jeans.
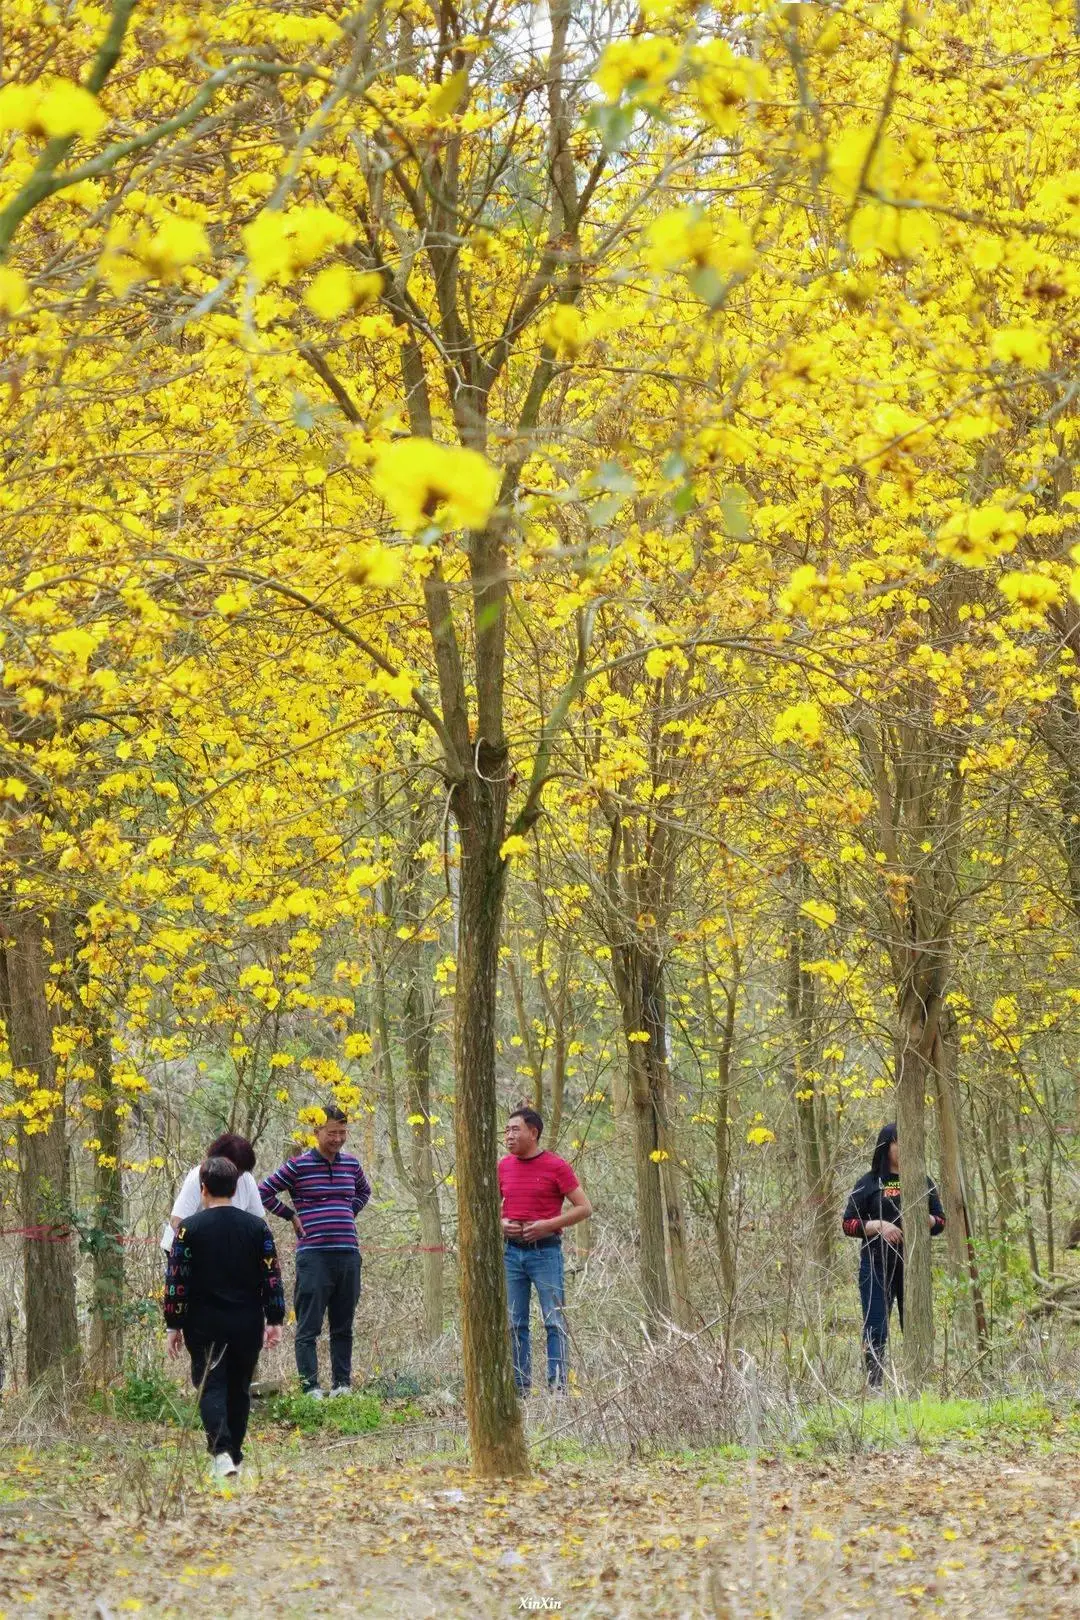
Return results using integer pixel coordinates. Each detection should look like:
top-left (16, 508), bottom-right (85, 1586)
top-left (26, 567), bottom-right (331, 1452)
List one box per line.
top-left (859, 1247), bottom-right (903, 1386)
top-left (504, 1238), bottom-right (567, 1393)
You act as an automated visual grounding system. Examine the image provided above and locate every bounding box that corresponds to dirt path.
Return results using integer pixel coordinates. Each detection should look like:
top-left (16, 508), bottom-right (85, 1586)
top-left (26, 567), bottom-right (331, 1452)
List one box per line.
top-left (0, 1444), bottom-right (1077, 1617)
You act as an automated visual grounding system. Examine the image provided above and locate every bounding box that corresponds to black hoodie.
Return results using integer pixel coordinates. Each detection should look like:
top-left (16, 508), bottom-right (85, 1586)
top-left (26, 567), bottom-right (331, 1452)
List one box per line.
top-left (842, 1123), bottom-right (945, 1259)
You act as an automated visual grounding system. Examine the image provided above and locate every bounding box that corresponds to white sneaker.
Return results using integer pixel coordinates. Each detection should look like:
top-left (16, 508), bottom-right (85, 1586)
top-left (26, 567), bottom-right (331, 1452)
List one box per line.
top-left (303, 1387), bottom-right (324, 1400)
top-left (329, 1385), bottom-right (351, 1397)
top-left (210, 1453), bottom-right (239, 1480)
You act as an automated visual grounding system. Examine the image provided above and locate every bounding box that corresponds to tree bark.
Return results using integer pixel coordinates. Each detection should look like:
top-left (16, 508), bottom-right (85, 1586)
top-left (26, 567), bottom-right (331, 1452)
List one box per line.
top-left (88, 1013), bottom-right (124, 1383)
top-left (661, 1154), bottom-right (693, 1328)
top-left (372, 776), bottom-right (446, 1348)
top-left (896, 989), bottom-right (935, 1388)
top-left (452, 758), bottom-right (528, 1475)
top-left (615, 940), bottom-right (673, 1322)
top-left (857, 715), bottom-right (967, 1391)
top-left (402, 883), bottom-right (444, 1346)
top-left (987, 1084), bottom-right (1019, 1245)
top-left (701, 946), bottom-right (737, 1296)
top-left (784, 876), bottom-right (833, 1272)
top-left (0, 906), bottom-right (80, 1386)
top-left (933, 1009), bottom-right (988, 1347)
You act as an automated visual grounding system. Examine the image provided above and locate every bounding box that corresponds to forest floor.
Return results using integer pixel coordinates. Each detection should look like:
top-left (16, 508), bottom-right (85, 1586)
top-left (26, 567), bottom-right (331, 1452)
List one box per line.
top-left (0, 1398), bottom-right (1078, 1618)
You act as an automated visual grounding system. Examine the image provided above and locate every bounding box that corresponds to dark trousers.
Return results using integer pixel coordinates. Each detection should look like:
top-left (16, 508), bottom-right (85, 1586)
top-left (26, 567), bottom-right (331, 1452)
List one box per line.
top-left (859, 1249), bottom-right (904, 1386)
top-left (185, 1326), bottom-right (261, 1463)
top-left (294, 1248), bottom-right (362, 1391)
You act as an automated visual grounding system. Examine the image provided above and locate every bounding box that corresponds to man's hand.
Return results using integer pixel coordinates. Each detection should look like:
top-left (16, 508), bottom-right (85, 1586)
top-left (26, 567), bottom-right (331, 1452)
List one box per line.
top-left (292, 1214), bottom-right (306, 1241)
top-left (878, 1220), bottom-right (903, 1247)
top-left (501, 1217), bottom-right (525, 1239)
top-left (166, 1328), bottom-right (183, 1359)
top-left (263, 1323), bottom-right (283, 1350)
top-left (520, 1218), bottom-right (559, 1242)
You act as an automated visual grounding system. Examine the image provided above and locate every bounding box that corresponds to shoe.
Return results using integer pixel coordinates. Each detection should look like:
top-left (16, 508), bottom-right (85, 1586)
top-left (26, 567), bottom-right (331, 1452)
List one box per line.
top-left (210, 1453), bottom-right (239, 1480)
top-left (329, 1385), bottom-right (351, 1397)
top-left (302, 1387), bottom-right (324, 1400)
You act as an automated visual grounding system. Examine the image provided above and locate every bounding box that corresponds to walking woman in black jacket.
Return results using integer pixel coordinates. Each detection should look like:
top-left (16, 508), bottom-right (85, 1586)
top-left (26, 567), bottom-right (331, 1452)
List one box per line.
top-left (164, 1156), bottom-right (285, 1479)
top-left (842, 1123), bottom-right (946, 1387)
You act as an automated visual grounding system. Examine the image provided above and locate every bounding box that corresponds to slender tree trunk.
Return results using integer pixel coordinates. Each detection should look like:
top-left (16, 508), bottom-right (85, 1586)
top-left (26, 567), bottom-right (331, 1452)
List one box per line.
top-left (371, 931), bottom-right (403, 1184)
top-left (373, 788), bottom-right (446, 1347)
top-left (88, 1015), bottom-right (124, 1383)
top-left (0, 907), bottom-right (80, 1385)
top-left (537, 955), bottom-right (569, 1151)
top-left (625, 1038), bottom-right (671, 1320)
top-left (932, 1011), bottom-right (988, 1347)
top-left (1043, 1150), bottom-right (1055, 1277)
top-left (1015, 1116), bottom-right (1041, 1275)
top-left (403, 919), bottom-right (444, 1345)
top-left (653, 975), bottom-right (692, 1329)
top-left (896, 987), bottom-right (935, 1388)
top-left (506, 955), bottom-right (544, 1112)
top-left (785, 879), bottom-right (832, 1272)
top-left (661, 1155), bottom-right (693, 1328)
top-left (987, 1084), bottom-right (1018, 1244)
top-left (452, 763), bottom-right (528, 1475)
top-left (616, 943), bottom-right (673, 1322)
top-left (701, 948), bottom-right (736, 1296)
top-left (548, 1008), bottom-right (566, 1152)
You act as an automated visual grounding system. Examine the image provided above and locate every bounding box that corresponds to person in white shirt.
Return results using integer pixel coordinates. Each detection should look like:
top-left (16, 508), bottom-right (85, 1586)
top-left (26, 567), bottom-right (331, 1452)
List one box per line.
top-left (160, 1132), bottom-right (265, 1252)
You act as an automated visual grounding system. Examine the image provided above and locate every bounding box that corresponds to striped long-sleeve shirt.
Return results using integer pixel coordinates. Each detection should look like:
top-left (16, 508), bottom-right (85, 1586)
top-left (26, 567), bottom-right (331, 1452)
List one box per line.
top-left (258, 1147), bottom-right (371, 1251)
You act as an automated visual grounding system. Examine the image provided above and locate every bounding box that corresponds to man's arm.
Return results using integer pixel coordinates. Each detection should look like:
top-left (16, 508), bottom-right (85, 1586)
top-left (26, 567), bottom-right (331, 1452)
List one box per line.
top-left (928, 1179), bottom-right (946, 1236)
top-left (521, 1184), bottom-right (593, 1243)
top-left (352, 1161), bottom-right (372, 1216)
top-left (259, 1160), bottom-right (301, 1225)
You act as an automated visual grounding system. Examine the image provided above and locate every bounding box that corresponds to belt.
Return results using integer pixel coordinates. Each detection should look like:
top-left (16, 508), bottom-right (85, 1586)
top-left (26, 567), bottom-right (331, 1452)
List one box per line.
top-left (505, 1235), bottom-right (561, 1250)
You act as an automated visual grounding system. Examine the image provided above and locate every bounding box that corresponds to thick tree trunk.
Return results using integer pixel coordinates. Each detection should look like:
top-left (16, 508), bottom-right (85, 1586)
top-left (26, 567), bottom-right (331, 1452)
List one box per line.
top-left (452, 761), bottom-right (528, 1476)
top-left (88, 1016), bottom-right (124, 1383)
top-left (1, 908), bottom-right (80, 1386)
top-left (896, 989), bottom-right (935, 1388)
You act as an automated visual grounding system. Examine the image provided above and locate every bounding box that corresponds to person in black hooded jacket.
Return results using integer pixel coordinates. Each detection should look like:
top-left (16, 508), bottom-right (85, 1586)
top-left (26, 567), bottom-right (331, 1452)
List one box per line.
top-left (842, 1123), bottom-right (945, 1387)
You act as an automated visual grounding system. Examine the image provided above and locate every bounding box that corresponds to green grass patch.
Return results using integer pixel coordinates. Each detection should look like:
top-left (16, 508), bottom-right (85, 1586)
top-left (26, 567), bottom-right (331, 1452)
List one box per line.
top-left (91, 1364), bottom-right (427, 1437)
top-left (88, 1365), bottom-right (198, 1426)
top-left (800, 1393), bottom-right (1080, 1453)
top-left (260, 1388), bottom-right (424, 1436)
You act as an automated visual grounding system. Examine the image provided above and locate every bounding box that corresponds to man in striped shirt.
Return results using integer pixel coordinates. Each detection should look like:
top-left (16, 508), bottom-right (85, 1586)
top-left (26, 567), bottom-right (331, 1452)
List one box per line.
top-left (258, 1105), bottom-right (372, 1397)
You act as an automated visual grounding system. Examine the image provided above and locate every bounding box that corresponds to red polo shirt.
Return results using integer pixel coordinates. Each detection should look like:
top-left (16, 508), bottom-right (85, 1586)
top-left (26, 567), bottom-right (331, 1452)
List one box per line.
top-left (498, 1150), bottom-right (579, 1223)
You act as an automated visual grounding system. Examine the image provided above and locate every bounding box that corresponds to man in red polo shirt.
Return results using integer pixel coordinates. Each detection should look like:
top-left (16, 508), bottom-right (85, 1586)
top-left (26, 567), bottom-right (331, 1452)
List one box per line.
top-left (498, 1106), bottom-right (592, 1396)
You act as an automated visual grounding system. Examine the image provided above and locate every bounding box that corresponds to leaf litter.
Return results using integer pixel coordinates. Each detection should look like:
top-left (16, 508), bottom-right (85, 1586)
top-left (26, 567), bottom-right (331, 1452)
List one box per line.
top-left (0, 1441), bottom-right (1077, 1617)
